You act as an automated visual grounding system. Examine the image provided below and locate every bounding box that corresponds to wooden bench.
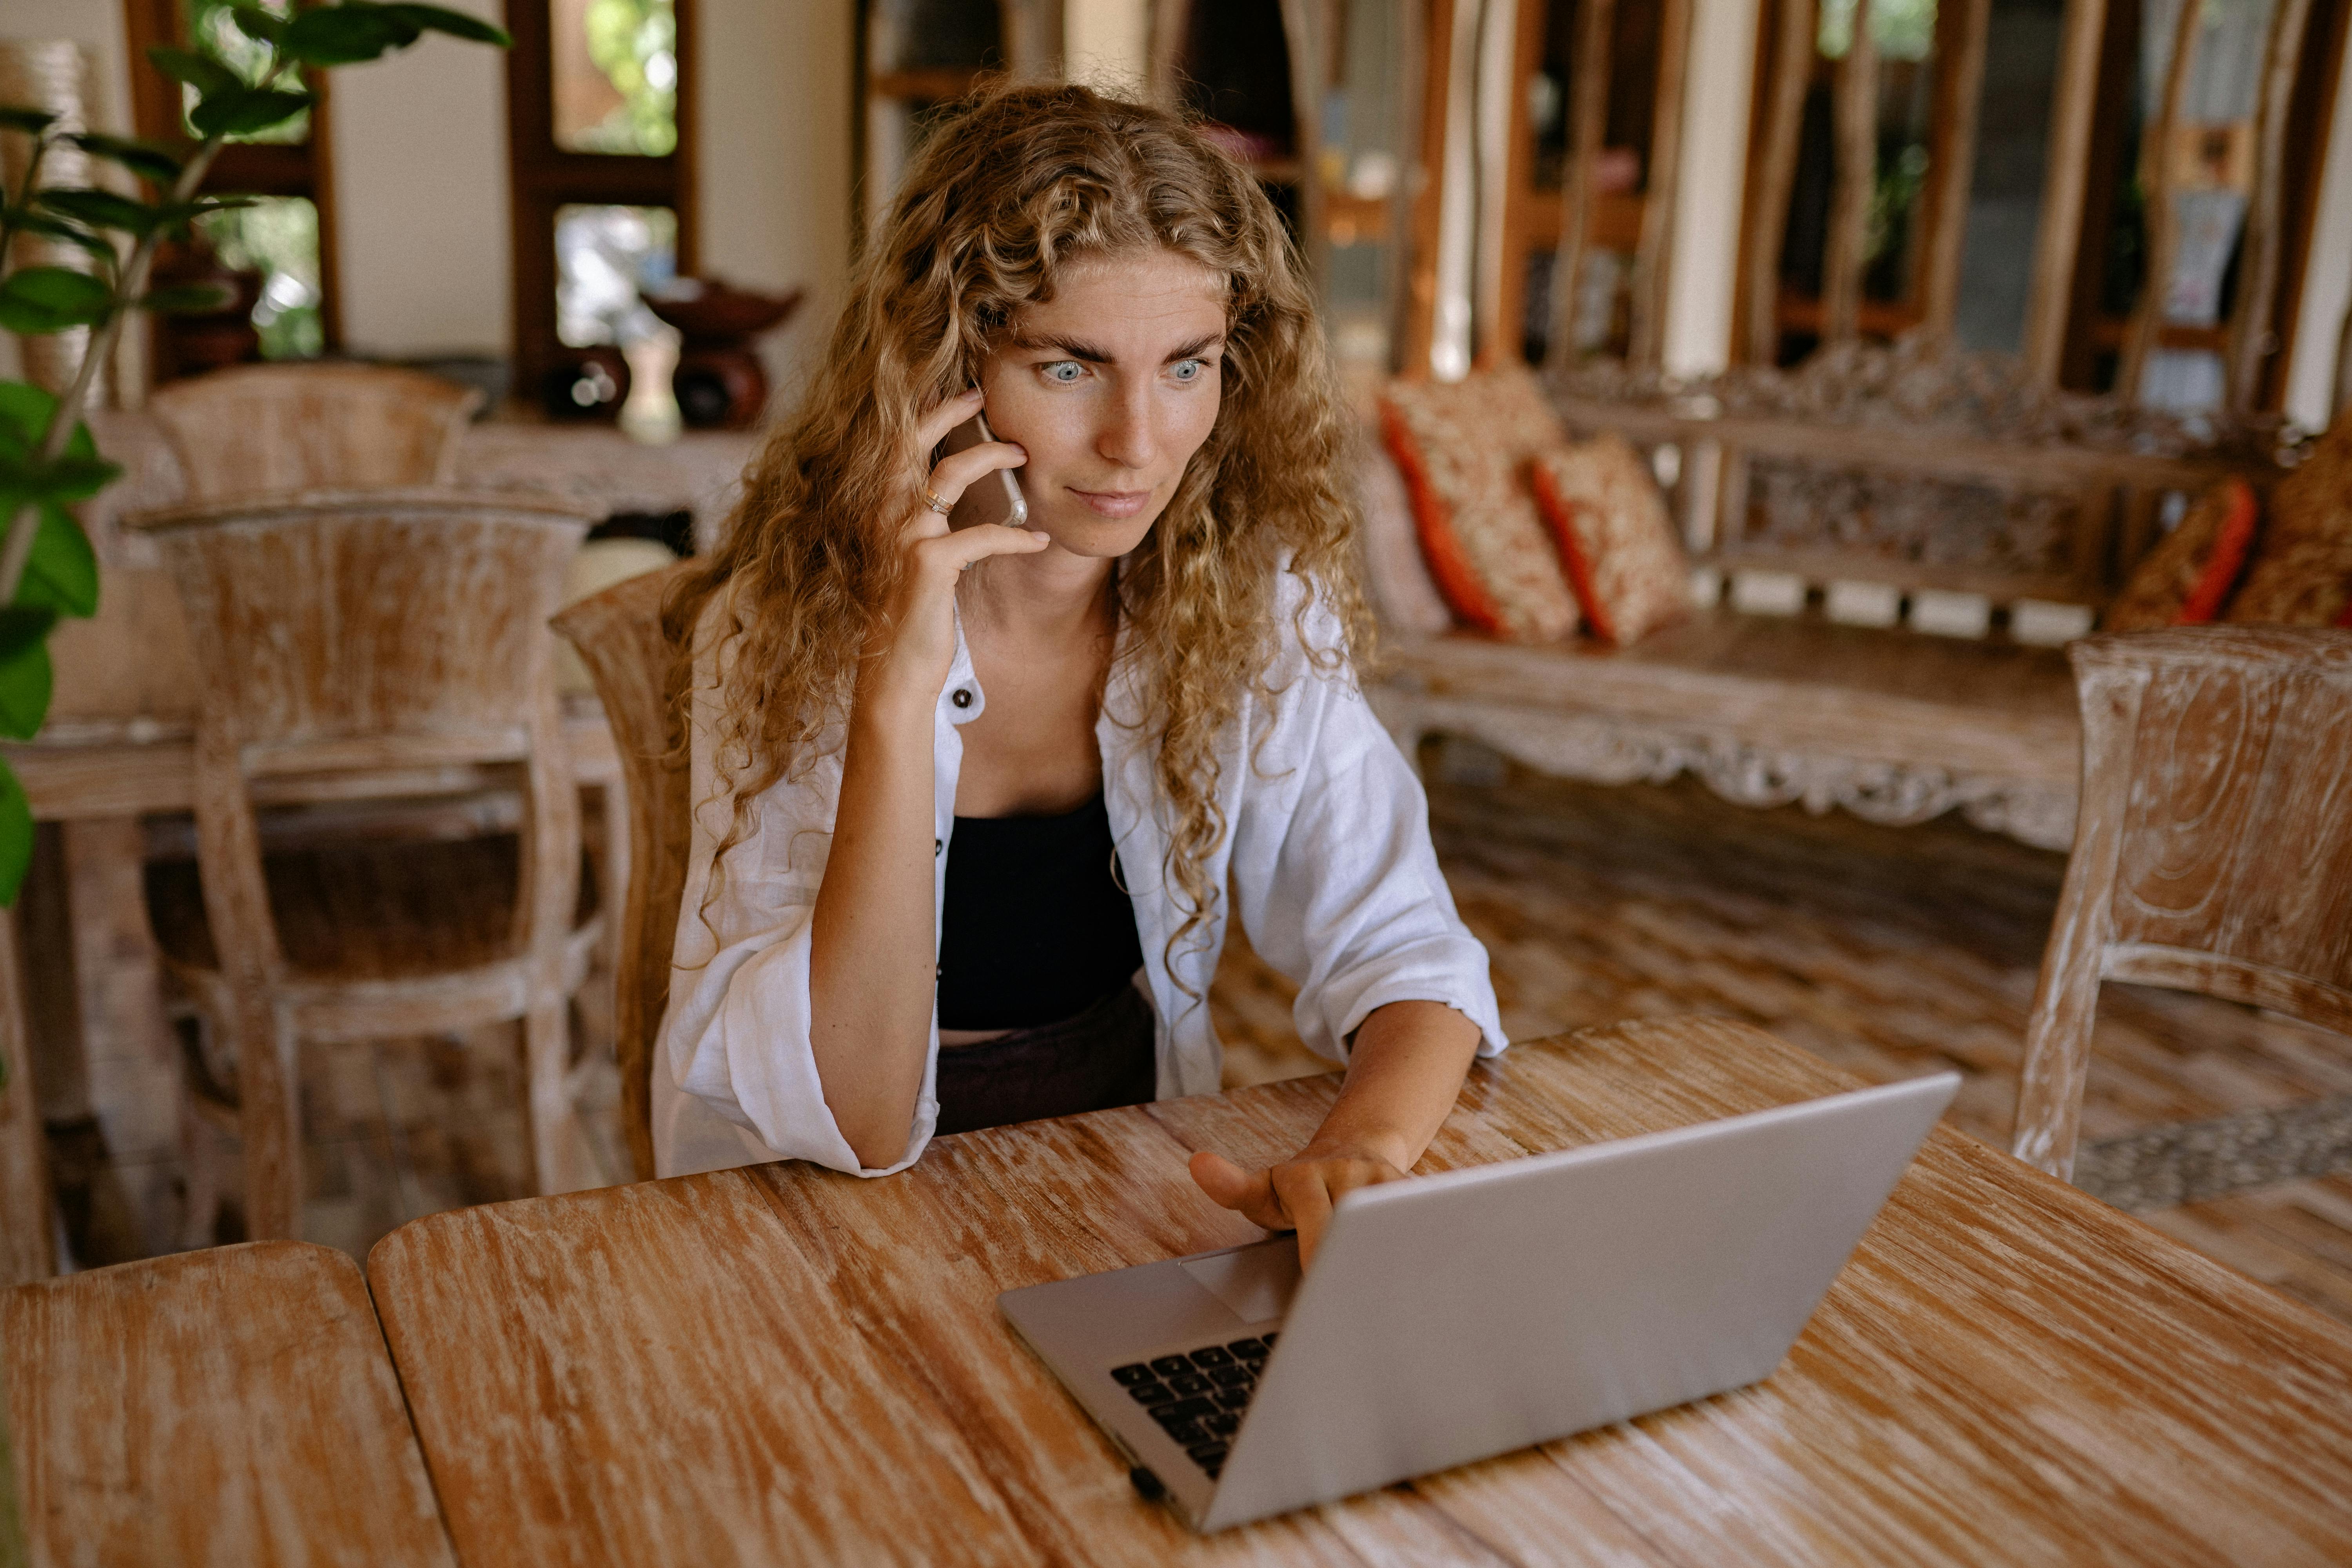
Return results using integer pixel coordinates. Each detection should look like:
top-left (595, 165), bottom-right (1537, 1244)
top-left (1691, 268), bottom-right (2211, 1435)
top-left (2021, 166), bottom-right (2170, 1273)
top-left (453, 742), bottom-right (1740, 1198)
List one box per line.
top-left (1367, 348), bottom-right (2286, 849)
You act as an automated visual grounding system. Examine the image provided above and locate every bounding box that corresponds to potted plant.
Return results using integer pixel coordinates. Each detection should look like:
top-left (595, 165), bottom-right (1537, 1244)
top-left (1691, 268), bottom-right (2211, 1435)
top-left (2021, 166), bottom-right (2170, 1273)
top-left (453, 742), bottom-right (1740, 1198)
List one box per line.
top-left (0, 7), bottom-right (512, 1555)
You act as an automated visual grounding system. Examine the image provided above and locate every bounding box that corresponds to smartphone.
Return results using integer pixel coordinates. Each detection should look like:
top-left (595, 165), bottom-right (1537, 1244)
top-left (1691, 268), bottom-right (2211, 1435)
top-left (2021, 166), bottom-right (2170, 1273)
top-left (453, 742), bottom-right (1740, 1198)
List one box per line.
top-left (937, 409), bottom-right (1029, 530)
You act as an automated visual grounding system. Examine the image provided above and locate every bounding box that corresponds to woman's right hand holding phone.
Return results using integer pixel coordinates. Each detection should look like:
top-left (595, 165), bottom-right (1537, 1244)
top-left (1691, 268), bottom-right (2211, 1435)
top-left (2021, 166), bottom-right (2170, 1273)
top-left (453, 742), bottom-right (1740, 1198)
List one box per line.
top-left (869, 388), bottom-right (1046, 702)
top-left (813, 388), bottom-right (1043, 1168)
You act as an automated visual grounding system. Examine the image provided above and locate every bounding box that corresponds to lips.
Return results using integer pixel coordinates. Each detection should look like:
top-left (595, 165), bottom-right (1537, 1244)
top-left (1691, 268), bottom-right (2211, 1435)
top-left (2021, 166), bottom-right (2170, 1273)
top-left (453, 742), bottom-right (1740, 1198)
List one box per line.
top-left (1070, 487), bottom-right (1153, 519)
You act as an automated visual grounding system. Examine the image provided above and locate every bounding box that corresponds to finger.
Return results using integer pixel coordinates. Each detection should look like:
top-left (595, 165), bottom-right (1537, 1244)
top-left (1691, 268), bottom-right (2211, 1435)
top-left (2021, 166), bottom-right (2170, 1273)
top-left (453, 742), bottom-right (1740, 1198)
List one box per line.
top-left (913, 386), bottom-right (986, 452)
top-left (924, 439), bottom-right (1027, 507)
top-left (909, 524), bottom-right (1049, 583)
top-left (1188, 1150), bottom-right (1287, 1231)
top-left (1272, 1164), bottom-right (1338, 1270)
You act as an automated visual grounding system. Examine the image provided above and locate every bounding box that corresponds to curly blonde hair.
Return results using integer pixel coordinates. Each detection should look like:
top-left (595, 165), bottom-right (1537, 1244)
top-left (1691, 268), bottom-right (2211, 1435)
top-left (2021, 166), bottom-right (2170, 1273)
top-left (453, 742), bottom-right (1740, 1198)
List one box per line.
top-left (671, 80), bottom-right (1371, 974)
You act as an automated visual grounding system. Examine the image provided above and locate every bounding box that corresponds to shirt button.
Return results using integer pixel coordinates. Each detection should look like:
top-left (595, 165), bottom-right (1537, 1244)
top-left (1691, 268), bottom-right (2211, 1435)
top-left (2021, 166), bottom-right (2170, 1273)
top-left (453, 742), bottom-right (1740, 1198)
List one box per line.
top-left (934, 838), bottom-right (943, 856)
top-left (951, 688), bottom-right (973, 709)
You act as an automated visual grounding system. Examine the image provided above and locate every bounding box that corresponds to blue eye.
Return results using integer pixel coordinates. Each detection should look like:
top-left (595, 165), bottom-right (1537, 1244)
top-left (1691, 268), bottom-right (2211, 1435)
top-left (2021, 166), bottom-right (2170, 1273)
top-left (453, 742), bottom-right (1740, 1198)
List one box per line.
top-left (1171, 359), bottom-right (1205, 383)
top-left (1042, 361), bottom-right (1083, 384)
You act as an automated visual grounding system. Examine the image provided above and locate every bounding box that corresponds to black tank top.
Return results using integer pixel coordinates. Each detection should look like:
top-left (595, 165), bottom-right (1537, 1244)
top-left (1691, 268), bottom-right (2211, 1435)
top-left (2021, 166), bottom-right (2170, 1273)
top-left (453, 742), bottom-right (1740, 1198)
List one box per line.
top-left (935, 792), bottom-right (1145, 1031)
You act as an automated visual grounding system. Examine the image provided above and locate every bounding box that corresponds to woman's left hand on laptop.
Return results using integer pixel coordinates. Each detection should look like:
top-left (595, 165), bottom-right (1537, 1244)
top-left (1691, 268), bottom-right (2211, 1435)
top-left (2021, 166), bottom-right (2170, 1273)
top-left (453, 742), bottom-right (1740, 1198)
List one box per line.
top-left (1189, 1000), bottom-right (1481, 1267)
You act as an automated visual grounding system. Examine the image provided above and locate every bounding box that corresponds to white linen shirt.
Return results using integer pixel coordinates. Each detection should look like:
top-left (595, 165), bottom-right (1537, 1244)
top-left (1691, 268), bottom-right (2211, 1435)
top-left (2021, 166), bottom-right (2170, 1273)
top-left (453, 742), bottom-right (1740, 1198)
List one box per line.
top-left (652, 579), bottom-right (1507, 1178)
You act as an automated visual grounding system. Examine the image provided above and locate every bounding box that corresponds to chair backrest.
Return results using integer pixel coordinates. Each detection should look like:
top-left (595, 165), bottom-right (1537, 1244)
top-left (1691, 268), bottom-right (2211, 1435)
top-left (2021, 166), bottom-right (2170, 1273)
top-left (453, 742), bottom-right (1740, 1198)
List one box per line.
top-left (126, 490), bottom-right (597, 995)
top-left (149, 363), bottom-right (482, 502)
top-left (2015, 626), bottom-right (2352, 1172)
top-left (551, 561), bottom-right (697, 1182)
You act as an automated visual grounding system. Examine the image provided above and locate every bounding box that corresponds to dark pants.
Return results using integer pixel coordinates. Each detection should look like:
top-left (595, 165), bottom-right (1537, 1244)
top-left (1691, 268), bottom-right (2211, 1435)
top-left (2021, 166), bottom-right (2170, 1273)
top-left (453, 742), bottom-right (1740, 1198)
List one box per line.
top-left (933, 984), bottom-right (1159, 1138)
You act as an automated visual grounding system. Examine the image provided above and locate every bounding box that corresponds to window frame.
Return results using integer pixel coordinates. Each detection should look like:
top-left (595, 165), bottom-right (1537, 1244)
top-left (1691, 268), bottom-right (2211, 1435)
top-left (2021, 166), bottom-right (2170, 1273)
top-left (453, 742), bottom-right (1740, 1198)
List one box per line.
top-left (120, 0), bottom-right (343, 362)
top-left (504, 0), bottom-right (699, 402)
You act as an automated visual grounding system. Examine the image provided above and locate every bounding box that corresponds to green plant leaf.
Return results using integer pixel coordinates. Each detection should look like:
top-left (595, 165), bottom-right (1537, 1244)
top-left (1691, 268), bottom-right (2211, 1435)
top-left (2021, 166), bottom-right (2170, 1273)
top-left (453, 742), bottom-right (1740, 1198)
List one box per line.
top-left (0, 382), bottom-right (99, 465)
top-left (3, 210), bottom-right (114, 263)
top-left (0, 267), bottom-right (113, 334)
top-left (0, 758), bottom-right (31, 909)
top-left (226, 3), bottom-right (290, 45)
top-left (383, 4), bottom-right (513, 46)
top-left (34, 187), bottom-right (163, 236)
top-left (0, 607), bottom-right (56, 740)
top-left (16, 506), bottom-right (97, 619)
top-left (138, 281), bottom-right (236, 314)
top-left (60, 131), bottom-right (184, 183)
top-left (281, 4), bottom-right (421, 66)
top-left (146, 46), bottom-right (241, 97)
top-left (190, 85), bottom-right (313, 139)
top-left (0, 107), bottom-right (57, 135)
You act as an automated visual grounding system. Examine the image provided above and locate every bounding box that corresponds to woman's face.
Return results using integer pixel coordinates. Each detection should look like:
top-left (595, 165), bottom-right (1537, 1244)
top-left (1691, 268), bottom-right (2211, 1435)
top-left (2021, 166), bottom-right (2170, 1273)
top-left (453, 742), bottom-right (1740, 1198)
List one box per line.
top-left (977, 248), bottom-right (1227, 559)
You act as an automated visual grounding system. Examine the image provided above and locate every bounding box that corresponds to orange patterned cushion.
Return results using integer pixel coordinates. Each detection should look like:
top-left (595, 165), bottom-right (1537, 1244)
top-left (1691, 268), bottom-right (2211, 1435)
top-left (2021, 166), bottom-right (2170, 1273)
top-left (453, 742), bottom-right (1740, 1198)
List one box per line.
top-left (1378, 370), bottom-right (1581, 642)
top-left (1528, 434), bottom-right (1690, 646)
top-left (2105, 476), bottom-right (2259, 631)
top-left (2222, 537), bottom-right (2352, 627)
top-left (2223, 416), bottom-right (2352, 627)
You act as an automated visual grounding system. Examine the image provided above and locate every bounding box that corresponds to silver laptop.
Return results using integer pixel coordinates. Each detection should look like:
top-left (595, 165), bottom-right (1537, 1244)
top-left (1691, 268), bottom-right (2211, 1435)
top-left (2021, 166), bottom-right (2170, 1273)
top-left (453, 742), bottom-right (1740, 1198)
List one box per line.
top-left (1000, 1071), bottom-right (1958, 1532)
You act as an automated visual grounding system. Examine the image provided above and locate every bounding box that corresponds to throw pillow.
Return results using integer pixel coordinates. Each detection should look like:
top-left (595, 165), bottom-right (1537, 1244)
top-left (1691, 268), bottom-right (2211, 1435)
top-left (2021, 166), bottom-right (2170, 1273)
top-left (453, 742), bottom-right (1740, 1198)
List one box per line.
top-left (1528, 434), bottom-right (1690, 646)
top-left (1379, 370), bottom-right (1581, 642)
top-left (1354, 436), bottom-right (1455, 636)
top-left (2222, 537), bottom-right (2352, 628)
top-left (2223, 412), bottom-right (2352, 627)
top-left (2105, 476), bottom-right (2259, 632)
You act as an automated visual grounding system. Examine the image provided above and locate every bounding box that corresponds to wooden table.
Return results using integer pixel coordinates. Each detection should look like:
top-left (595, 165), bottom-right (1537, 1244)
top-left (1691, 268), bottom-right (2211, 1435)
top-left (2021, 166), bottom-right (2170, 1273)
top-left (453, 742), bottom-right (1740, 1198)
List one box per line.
top-left (365, 1017), bottom-right (2352, 1566)
top-left (4, 1240), bottom-right (456, 1566)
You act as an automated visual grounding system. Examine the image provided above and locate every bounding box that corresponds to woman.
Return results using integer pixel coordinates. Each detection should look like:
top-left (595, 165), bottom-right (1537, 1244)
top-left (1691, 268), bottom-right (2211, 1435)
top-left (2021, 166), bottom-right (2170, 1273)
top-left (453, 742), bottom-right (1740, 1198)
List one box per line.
top-left (659, 82), bottom-right (1504, 1264)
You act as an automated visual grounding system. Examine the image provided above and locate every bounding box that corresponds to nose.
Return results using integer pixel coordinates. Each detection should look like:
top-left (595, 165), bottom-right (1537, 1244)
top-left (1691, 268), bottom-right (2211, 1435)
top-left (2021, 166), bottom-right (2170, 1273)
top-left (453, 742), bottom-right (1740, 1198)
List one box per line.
top-left (1094, 378), bottom-right (1158, 474)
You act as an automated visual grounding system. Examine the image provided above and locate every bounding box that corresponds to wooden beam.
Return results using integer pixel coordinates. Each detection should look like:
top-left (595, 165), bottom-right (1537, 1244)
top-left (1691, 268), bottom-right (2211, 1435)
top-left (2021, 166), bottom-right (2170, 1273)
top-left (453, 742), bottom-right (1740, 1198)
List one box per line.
top-left (1629, 0), bottom-right (1695, 367)
top-left (1821, 6), bottom-right (1879, 345)
top-left (2117, 0), bottom-right (2203, 402)
top-left (1399, 0), bottom-right (1460, 377)
top-left (1919, 0), bottom-right (1991, 338)
top-left (2227, 0), bottom-right (2320, 411)
top-left (2022, 0), bottom-right (2113, 385)
top-left (1744, 0), bottom-right (1817, 364)
top-left (1487, 0), bottom-right (1553, 367)
top-left (1545, 0), bottom-right (1620, 368)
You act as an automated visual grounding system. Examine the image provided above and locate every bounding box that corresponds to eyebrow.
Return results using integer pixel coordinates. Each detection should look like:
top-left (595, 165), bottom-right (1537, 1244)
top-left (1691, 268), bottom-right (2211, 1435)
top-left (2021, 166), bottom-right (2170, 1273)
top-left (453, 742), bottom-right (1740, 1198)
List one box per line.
top-left (1011, 332), bottom-right (1225, 364)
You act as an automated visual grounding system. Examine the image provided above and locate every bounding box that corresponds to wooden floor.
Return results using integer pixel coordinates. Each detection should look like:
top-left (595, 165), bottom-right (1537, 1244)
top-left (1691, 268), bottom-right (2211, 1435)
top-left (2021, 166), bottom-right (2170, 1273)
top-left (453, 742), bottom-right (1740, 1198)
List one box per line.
top-left (41, 753), bottom-right (2352, 1325)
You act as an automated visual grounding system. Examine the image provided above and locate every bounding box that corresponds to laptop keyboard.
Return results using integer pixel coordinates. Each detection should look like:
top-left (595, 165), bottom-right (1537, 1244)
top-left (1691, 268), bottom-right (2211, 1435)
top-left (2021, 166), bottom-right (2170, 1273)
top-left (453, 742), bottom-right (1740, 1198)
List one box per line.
top-left (1110, 1333), bottom-right (1278, 1479)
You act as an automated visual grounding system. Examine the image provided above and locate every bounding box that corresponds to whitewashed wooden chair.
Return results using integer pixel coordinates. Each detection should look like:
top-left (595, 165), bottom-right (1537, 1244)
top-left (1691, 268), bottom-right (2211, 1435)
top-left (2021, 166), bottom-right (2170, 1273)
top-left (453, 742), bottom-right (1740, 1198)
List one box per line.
top-left (2013, 627), bottom-right (2352, 1198)
top-left (550, 561), bottom-right (696, 1181)
top-left (125, 490), bottom-right (605, 1240)
top-left (147, 362), bottom-right (481, 501)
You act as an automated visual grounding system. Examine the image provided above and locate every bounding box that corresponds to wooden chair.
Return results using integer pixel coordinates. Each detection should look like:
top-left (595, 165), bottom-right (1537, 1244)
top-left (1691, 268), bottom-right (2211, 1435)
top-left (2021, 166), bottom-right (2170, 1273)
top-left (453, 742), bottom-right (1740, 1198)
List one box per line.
top-left (2013, 627), bottom-right (2352, 1192)
top-left (550, 561), bottom-right (696, 1181)
top-left (123, 490), bottom-right (605, 1240)
top-left (147, 361), bottom-right (481, 501)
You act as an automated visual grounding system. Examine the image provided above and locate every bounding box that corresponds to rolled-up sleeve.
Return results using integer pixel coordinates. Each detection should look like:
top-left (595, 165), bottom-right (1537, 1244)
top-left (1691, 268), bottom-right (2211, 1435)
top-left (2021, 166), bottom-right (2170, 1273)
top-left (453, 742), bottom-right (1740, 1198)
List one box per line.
top-left (656, 674), bottom-right (935, 1178)
top-left (1227, 654), bottom-right (1507, 1065)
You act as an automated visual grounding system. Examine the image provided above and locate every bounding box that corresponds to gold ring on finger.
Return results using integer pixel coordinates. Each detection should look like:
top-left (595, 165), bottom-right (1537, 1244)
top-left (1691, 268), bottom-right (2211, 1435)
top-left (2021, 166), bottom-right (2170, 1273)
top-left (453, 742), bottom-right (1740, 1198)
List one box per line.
top-left (922, 487), bottom-right (953, 516)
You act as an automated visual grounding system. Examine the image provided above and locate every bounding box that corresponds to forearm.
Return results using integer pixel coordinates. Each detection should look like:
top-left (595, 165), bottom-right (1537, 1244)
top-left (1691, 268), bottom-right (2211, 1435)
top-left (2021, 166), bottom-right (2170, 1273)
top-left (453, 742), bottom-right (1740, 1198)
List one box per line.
top-left (808, 673), bottom-right (938, 1165)
top-left (1304, 1000), bottom-right (1482, 1171)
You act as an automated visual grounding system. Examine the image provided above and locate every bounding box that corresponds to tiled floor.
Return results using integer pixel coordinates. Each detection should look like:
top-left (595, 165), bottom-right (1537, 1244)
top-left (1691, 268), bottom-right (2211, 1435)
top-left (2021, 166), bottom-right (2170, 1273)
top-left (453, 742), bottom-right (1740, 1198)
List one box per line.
top-left (43, 757), bottom-right (2352, 1325)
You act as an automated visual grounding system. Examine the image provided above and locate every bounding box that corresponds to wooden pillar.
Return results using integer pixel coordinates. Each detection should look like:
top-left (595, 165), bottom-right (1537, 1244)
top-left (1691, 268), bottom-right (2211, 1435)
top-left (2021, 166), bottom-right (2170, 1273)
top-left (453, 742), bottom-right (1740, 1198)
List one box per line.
top-left (1628, 0), bottom-right (1695, 367)
top-left (2227, 0), bottom-right (2320, 411)
top-left (2021, 0), bottom-right (2113, 385)
top-left (1744, 0), bottom-right (1818, 363)
top-left (1821, 4), bottom-right (1881, 344)
top-left (1918, 0), bottom-right (1991, 338)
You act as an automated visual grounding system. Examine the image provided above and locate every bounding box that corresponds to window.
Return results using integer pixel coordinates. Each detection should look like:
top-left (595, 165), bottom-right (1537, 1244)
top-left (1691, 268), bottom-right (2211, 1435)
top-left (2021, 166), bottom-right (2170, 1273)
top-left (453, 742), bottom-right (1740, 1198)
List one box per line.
top-left (506, 0), bottom-right (695, 409)
top-left (122, 0), bottom-right (338, 374)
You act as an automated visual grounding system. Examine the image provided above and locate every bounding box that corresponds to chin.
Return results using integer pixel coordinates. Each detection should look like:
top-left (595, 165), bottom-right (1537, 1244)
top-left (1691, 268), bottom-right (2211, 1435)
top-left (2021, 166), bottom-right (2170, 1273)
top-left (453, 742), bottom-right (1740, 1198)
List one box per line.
top-left (1035, 505), bottom-right (1161, 559)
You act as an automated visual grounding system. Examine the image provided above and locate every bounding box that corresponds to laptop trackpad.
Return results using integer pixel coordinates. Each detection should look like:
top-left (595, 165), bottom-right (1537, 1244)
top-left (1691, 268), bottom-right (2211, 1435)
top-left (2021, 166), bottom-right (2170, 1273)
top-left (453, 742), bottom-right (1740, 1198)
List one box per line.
top-left (1178, 1239), bottom-right (1301, 1323)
